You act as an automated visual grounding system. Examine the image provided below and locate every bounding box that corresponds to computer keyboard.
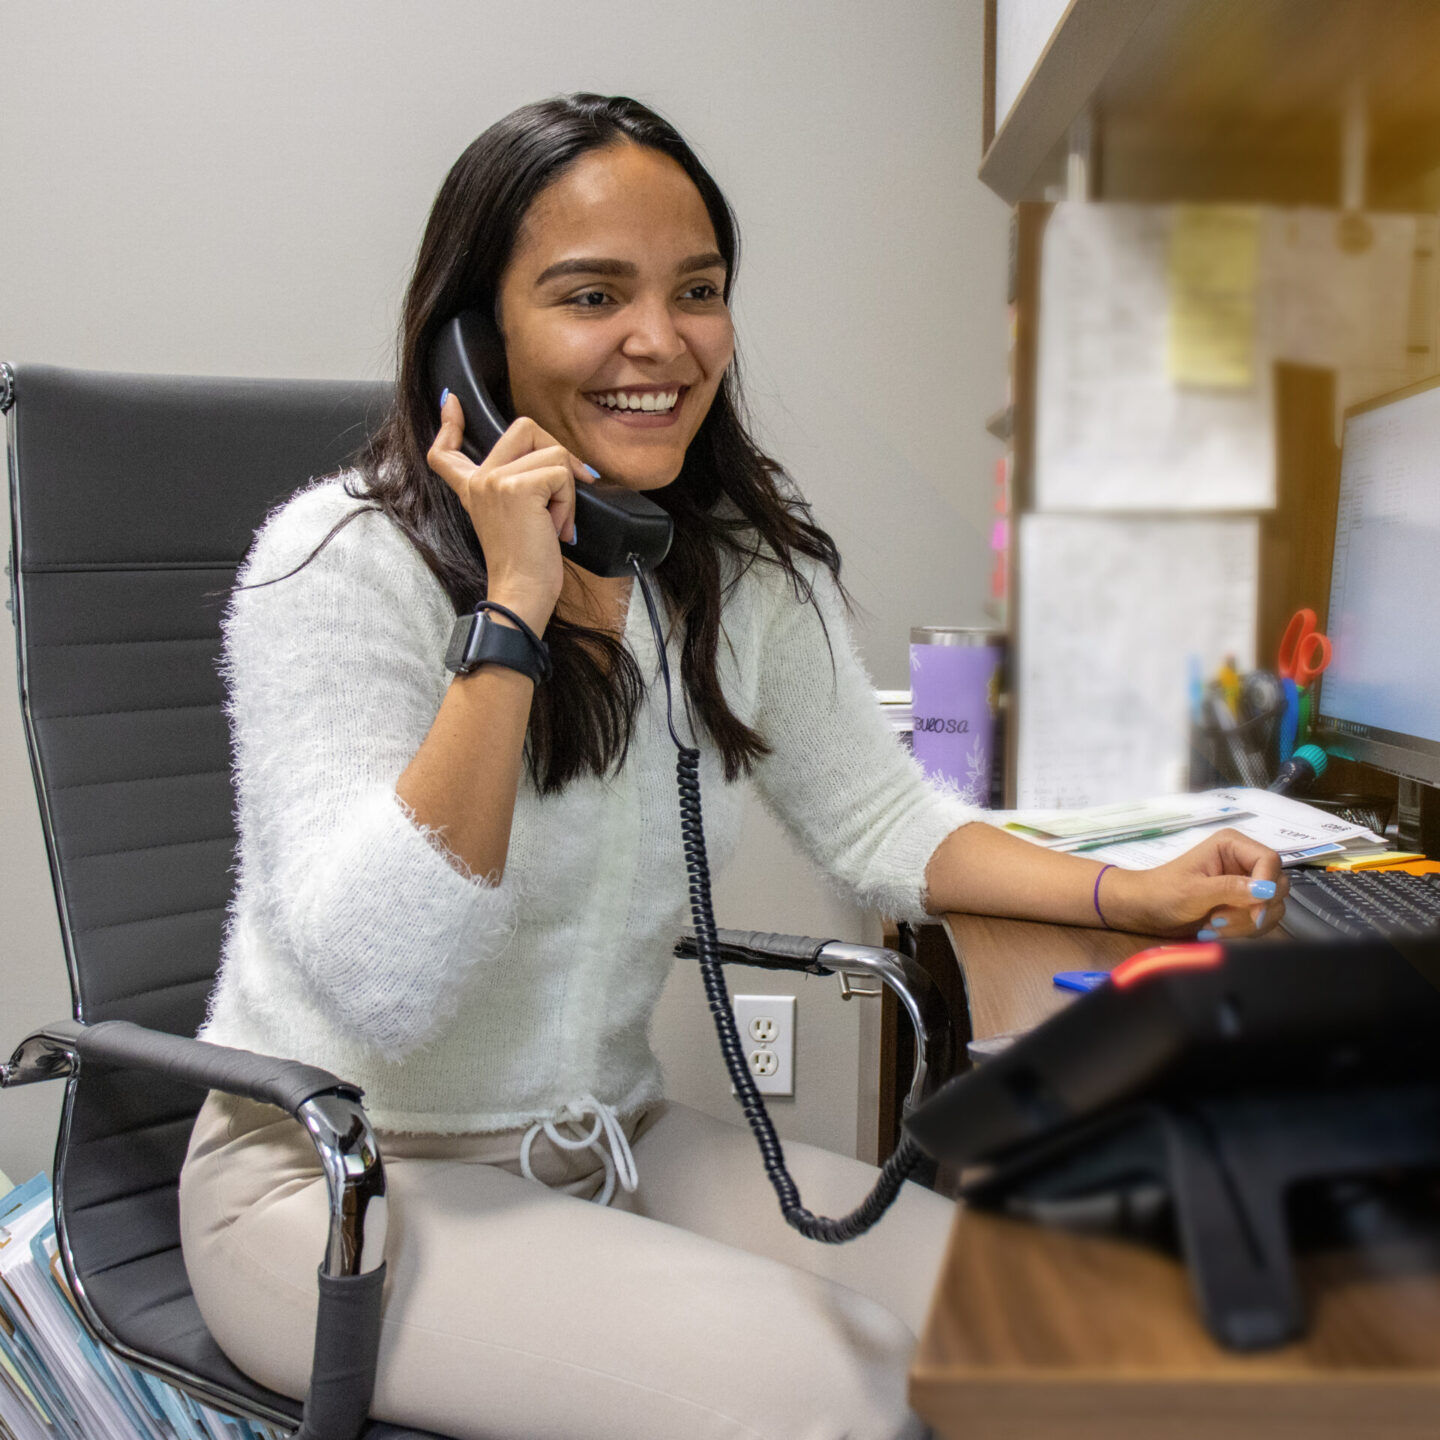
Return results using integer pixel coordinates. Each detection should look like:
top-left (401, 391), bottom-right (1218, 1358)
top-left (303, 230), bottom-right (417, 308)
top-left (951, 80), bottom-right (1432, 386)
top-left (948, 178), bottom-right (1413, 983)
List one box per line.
top-left (1281, 870), bottom-right (1440, 942)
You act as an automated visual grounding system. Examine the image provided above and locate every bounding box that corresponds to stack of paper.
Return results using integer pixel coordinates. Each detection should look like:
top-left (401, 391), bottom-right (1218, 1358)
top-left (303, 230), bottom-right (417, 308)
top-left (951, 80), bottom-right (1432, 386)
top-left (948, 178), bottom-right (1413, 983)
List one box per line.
top-left (1003, 797), bottom-right (1249, 853)
top-left (993, 788), bottom-right (1386, 870)
top-left (0, 1174), bottom-right (283, 1440)
top-left (874, 689), bottom-right (914, 744)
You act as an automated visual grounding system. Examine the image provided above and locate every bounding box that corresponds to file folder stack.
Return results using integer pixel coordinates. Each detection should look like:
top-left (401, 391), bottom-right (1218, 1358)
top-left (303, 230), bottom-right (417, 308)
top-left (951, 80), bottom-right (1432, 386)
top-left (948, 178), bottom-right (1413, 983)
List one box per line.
top-left (0, 1172), bottom-right (282, 1440)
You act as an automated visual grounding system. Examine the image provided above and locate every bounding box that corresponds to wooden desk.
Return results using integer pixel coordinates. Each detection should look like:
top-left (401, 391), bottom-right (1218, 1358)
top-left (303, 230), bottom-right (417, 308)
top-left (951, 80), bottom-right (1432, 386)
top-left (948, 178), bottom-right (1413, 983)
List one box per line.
top-left (910, 913), bottom-right (1440, 1440)
top-left (940, 912), bottom-right (1160, 1042)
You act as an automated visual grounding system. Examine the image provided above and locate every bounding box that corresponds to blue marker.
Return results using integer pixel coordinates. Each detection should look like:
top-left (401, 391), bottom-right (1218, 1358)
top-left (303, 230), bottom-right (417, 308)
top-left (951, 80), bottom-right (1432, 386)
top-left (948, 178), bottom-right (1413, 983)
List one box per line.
top-left (1053, 970), bottom-right (1111, 994)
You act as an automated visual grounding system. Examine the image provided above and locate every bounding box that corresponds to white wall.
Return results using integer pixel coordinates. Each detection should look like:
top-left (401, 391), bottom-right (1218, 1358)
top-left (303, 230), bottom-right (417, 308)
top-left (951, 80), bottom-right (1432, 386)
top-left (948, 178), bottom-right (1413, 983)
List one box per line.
top-left (0, 0), bottom-right (1008, 1181)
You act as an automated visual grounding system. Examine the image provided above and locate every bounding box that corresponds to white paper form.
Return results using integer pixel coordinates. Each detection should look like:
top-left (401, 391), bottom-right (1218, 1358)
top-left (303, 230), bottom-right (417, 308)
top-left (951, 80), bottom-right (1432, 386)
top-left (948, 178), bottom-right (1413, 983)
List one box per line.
top-left (1262, 209), bottom-right (1419, 420)
top-left (1016, 514), bottom-right (1258, 809)
top-left (1035, 204), bottom-right (1276, 512)
top-left (989, 789), bottom-right (1381, 868)
top-left (1076, 788), bottom-right (1383, 869)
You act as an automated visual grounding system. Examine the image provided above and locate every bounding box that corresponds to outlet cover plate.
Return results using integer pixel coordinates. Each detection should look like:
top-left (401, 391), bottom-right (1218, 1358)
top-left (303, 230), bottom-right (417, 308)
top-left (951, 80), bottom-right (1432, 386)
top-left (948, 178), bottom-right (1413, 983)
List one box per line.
top-left (732, 994), bottom-right (795, 1096)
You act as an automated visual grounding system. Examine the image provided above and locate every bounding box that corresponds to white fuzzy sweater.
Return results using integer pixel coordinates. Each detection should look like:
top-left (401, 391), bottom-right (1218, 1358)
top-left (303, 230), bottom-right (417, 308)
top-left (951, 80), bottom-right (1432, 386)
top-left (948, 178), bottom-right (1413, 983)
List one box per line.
top-left (199, 478), bottom-right (974, 1133)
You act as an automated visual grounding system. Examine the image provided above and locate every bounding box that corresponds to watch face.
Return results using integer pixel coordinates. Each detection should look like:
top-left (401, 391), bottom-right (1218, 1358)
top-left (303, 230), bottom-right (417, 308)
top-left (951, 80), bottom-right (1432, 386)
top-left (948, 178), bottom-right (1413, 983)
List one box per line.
top-left (470, 613), bottom-right (494, 673)
top-left (445, 609), bottom-right (547, 681)
top-left (445, 613), bottom-right (480, 673)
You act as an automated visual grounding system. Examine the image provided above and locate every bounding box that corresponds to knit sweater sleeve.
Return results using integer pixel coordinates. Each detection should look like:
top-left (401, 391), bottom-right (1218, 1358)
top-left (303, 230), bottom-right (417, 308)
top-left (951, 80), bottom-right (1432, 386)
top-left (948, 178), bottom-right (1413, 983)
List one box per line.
top-left (746, 560), bottom-right (979, 921)
top-left (222, 483), bottom-right (517, 1059)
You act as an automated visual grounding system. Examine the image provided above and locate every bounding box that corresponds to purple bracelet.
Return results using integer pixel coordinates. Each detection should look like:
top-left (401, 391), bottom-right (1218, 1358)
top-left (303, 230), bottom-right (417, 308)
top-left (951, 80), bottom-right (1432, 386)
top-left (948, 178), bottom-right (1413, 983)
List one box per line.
top-left (1093, 864), bottom-right (1116, 929)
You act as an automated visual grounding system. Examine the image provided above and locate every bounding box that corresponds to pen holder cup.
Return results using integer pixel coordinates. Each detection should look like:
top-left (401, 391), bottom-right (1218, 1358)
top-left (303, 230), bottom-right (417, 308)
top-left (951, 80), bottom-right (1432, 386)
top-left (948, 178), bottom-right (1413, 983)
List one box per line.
top-left (1189, 702), bottom-right (1282, 790)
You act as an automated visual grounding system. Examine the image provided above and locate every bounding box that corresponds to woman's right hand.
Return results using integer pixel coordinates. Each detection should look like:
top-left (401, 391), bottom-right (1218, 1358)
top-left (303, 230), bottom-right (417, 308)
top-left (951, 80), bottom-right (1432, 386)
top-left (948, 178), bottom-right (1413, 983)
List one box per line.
top-left (426, 393), bottom-right (589, 633)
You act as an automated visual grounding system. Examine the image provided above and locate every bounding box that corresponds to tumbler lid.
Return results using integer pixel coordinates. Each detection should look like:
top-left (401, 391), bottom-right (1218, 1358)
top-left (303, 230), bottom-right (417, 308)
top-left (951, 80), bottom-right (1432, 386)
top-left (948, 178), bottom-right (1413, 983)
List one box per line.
top-left (910, 627), bottom-right (1006, 647)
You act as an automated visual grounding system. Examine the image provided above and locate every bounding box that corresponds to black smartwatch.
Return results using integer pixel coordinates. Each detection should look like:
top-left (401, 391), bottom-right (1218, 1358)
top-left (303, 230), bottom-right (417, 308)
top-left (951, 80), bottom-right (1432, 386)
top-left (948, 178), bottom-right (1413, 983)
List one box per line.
top-left (444, 604), bottom-right (552, 683)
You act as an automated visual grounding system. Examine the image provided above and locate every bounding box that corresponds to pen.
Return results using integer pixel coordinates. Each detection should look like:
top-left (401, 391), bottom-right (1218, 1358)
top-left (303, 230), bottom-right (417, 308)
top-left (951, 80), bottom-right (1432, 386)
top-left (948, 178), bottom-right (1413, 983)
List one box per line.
top-left (1067, 811), bottom-right (1247, 853)
top-left (1217, 656), bottom-right (1241, 716)
top-left (1070, 828), bottom-right (1179, 853)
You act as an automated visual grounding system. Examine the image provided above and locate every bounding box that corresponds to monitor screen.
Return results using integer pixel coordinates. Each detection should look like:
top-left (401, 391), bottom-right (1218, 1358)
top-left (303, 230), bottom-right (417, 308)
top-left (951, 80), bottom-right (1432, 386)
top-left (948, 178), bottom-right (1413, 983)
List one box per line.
top-left (1319, 376), bottom-right (1440, 786)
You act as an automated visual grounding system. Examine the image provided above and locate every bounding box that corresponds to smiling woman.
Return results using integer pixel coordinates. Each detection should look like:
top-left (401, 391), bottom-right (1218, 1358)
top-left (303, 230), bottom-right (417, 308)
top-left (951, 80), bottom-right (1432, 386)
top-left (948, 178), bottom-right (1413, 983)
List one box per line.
top-left (176, 94), bottom-right (966, 1440)
top-left (175, 92), bottom-right (1285, 1440)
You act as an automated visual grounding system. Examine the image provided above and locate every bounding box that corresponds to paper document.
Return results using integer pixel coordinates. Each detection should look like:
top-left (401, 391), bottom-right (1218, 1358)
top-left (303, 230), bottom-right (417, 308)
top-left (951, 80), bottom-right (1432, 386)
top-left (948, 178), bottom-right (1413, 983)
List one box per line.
top-left (1016, 514), bottom-right (1258, 809)
top-left (1262, 208), bottom-right (1419, 418)
top-left (1049, 789), bottom-right (1382, 869)
top-left (1036, 203), bottom-right (1430, 509)
top-left (992, 788), bottom-right (1383, 870)
top-left (1003, 797), bottom-right (1245, 849)
top-left (1036, 203), bottom-right (1275, 512)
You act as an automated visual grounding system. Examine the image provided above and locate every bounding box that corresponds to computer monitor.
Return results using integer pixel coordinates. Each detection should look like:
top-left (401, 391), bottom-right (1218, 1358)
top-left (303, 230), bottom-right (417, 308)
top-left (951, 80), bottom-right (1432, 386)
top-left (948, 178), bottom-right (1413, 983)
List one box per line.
top-left (1317, 373), bottom-right (1440, 798)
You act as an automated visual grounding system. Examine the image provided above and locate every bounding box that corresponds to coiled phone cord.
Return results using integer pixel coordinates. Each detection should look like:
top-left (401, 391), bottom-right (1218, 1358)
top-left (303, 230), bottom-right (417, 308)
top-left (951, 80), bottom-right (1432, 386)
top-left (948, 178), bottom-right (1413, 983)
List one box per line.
top-left (632, 560), bottom-right (924, 1242)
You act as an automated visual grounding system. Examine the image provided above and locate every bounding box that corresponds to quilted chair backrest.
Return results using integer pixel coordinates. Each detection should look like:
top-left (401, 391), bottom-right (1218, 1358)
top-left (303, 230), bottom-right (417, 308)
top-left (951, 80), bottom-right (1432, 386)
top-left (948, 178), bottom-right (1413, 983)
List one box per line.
top-left (5, 362), bottom-right (391, 1416)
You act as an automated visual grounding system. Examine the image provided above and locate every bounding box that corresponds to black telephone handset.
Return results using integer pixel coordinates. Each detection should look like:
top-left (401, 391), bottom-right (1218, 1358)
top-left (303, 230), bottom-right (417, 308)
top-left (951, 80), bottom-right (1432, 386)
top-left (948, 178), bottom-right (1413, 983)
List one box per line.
top-left (428, 310), bottom-right (673, 577)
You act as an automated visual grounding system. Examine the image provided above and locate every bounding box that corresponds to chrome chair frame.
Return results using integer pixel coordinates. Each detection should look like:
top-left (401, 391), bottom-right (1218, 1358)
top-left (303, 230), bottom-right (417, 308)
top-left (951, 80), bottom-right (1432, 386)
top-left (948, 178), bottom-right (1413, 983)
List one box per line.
top-left (1, 1021), bottom-right (392, 1438)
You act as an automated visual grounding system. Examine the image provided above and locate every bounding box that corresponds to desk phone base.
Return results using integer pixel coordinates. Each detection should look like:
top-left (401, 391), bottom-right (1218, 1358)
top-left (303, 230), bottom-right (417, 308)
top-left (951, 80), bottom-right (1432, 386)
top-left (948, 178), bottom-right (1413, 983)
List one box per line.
top-left (963, 1083), bottom-right (1440, 1351)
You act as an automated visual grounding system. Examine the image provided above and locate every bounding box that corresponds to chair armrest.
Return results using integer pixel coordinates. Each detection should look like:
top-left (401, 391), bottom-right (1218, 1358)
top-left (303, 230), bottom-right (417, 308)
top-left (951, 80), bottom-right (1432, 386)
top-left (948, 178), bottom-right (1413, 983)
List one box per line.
top-left (675, 929), bottom-right (957, 1111)
top-left (3, 1019), bottom-right (389, 1440)
top-left (5, 1017), bottom-right (351, 1112)
top-left (675, 928), bottom-right (835, 974)
top-left (4, 1017), bottom-right (385, 1273)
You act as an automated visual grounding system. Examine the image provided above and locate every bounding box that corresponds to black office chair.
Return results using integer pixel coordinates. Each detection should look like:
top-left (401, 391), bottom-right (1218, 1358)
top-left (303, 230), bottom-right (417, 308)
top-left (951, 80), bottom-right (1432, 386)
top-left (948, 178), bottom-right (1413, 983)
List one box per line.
top-left (0, 362), bottom-right (957, 1440)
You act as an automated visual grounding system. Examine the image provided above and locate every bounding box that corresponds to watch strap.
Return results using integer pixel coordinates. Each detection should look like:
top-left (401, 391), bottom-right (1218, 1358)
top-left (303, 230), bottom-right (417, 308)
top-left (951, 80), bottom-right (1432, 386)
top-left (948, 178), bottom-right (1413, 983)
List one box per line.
top-left (444, 607), bottom-right (551, 682)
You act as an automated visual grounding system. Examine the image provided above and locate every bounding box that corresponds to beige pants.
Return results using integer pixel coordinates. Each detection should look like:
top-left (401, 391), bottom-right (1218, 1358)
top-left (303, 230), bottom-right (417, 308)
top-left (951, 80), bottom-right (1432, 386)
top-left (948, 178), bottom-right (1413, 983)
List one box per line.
top-left (179, 1092), bottom-right (954, 1440)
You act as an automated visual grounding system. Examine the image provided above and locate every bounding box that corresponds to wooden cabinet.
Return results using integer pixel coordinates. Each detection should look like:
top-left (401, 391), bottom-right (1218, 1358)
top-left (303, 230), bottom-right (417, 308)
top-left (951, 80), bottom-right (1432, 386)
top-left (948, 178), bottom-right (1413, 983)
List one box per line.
top-left (984, 0), bottom-right (1440, 209)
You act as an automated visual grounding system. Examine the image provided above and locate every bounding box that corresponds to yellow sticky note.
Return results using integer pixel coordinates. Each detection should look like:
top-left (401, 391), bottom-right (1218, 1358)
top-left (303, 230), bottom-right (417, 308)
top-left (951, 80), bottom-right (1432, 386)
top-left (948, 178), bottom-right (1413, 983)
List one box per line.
top-left (1168, 206), bottom-right (1260, 388)
top-left (1326, 852), bottom-right (1428, 872)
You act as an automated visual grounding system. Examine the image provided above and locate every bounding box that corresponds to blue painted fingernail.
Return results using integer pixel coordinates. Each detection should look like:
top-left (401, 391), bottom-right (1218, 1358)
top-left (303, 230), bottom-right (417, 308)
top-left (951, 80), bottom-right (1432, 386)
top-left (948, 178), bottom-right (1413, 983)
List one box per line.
top-left (1249, 880), bottom-right (1277, 900)
top-left (1197, 929), bottom-right (1219, 942)
top-left (565, 524), bottom-right (578, 546)
top-left (1255, 905), bottom-right (1267, 928)
top-left (1209, 915), bottom-right (1229, 928)
top-left (440, 387), bottom-right (450, 410)
top-left (583, 463), bottom-right (600, 479)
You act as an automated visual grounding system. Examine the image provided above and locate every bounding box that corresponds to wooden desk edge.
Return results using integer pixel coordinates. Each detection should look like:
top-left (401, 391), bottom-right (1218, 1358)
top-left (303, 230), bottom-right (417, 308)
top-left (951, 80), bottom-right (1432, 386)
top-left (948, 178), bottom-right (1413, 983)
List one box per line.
top-left (910, 1370), bottom-right (1440, 1440)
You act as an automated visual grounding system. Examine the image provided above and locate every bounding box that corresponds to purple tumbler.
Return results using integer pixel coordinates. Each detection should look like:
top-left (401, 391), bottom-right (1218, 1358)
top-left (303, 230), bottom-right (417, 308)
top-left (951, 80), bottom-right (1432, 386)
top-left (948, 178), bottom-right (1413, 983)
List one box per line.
top-left (909, 627), bottom-right (1005, 807)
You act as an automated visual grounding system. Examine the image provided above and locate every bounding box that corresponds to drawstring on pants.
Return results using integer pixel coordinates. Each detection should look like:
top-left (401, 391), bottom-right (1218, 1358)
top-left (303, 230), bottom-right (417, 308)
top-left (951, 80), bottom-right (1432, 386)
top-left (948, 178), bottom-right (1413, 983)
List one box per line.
top-left (519, 1095), bottom-right (639, 1207)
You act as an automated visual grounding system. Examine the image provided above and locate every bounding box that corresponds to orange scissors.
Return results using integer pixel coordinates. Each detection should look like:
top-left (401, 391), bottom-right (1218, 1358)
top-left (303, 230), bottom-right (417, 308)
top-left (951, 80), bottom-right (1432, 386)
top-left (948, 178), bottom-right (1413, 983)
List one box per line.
top-left (1277, 608), bottom-right (1332, 687)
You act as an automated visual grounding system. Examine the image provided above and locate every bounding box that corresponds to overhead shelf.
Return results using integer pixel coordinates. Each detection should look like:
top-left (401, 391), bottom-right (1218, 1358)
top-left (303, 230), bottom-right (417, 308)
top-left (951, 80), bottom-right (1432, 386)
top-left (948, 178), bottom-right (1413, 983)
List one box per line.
top-left (981, 0), bottom-right (1440, 207)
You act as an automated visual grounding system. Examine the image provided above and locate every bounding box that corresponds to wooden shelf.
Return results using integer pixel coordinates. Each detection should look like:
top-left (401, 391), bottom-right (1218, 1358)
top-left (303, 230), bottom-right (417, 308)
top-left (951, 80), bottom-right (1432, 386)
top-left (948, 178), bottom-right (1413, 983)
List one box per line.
top-left (983, 0), bottom-right (1440, 207)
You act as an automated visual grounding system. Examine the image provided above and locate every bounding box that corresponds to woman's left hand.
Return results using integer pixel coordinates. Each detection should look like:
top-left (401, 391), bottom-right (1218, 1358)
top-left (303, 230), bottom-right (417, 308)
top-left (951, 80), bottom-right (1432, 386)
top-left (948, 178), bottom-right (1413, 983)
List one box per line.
top-left (1101, 829), bottom-right (1288, 939)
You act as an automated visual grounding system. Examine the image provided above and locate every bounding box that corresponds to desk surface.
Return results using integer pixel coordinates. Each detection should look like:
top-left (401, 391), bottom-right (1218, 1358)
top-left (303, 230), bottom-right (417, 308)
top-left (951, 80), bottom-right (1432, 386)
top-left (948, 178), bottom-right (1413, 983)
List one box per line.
top-left (940, 911), bottom-right (1156, 1041)
top-left (912, 912), bottom-right (1440, 1440)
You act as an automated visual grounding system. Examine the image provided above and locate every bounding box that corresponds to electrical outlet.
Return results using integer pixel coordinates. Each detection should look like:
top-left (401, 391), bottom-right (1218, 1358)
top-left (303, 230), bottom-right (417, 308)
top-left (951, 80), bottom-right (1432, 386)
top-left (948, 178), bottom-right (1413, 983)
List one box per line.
top-left (733, 995), bottom-right (795, 1096)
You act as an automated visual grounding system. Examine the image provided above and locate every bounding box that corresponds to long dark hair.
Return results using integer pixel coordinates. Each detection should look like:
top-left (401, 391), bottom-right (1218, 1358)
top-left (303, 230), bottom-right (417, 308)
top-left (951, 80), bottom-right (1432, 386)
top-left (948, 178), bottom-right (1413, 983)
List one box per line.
top-left (328, 94), bottom-right (843, 793)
